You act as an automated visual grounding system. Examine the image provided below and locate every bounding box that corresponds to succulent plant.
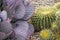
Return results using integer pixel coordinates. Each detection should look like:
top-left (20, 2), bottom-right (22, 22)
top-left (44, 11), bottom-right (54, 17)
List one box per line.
top-left (53, 2), bottom-right (60, 10)
top-left (39, 29), bottom-right (53, 40)
top-left (0, 32), bottom-right (6, 40)
top-left (54, 10), bottom-right (60, 30)
top-left (51, 22), bottom-right (60, 31)
top-left (0, 21), bottom-right (15, 40)
top-left (0, 10), bottom-right (7, 21)
top-left (14, 21), bottom-right (34, 40)
top-left (31, 6), bottom-right (56, 32)
top-left (56, 37), bottom-right (60, 40)
top-left (51, 10), bottom-right (60, 35)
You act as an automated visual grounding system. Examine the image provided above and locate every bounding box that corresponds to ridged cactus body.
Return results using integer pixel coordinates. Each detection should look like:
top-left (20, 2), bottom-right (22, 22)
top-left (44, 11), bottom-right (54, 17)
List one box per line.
top-left (52, 10), bottom-right (60, 35)
top-left (31, 6), bottom-right (56, 31)
top-left (51, 22), bottom-right (60, 31)
top-left (55, 10), bottom-right (60, 30)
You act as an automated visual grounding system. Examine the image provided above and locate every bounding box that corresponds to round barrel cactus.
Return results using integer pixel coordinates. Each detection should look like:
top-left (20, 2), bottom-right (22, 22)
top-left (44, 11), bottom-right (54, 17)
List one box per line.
top-left (52, 10), bottom-right (60, 35)
top-left (31, 6), bottom-right (56, 32)
top-left (55, 10), bottom-right (60, 30)
top-left (53, 2), bottom-right (60, 10)
top-left (39, 29), bottom-right (53, 40)
top-left (51, 22), bottom-right (60, 32)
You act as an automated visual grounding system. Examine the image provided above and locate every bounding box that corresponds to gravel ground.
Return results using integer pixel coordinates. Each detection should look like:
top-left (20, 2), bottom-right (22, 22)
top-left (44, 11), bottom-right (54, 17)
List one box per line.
top-left (30, 0), bottom-right (55, 8)
top-left (30, 32), bottom-right (40, 40)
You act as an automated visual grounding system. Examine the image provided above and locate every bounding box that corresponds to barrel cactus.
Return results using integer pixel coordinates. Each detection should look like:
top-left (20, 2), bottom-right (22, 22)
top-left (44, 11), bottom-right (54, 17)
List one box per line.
top-left (39, 29), bottom-right (53, 40)
top-left (55, 10), bottom-right (60, 30)
top-left (51, 21), bottom-right (60, 32)
top-left (56, 37), bottom-right (60, 40)
top-left (54, 35), bottom-right (60, 40)
top-left (31, 6), bottom-right (56, 32)
top-left (52, 10), bottom-right (60, 35)
top-left (53, 2), bottom-right (60, 10)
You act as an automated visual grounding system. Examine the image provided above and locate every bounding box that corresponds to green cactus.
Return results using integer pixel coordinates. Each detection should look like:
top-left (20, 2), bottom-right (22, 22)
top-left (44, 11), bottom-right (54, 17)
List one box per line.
top-left (56, 37), bottom-right (60, 40)
top-left (52, 10), bottom-right (60, 35)
top-left (55, 10), bottom-right (60, 30)
top-left (31, 6), bottom-right (56, 32)
top-left (51, 22), bottom-right (60, 32)
top-left (39, 29), bottom-right (53, 40)
top-left (53, 2), bottom-right (60, 10)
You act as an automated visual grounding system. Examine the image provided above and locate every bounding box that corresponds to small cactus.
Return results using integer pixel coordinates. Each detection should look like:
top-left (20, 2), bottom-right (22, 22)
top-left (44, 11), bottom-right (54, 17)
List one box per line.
top-left (39, 29), bottom-right (53, 40)
top-left (51, 22), bottom-right (60, 31)
top-left (53, 2), bottom-right (60, 10)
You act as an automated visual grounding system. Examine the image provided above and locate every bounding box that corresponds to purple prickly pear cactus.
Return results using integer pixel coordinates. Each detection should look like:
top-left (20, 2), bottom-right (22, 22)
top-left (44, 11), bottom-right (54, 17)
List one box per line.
top-left (0, 32), bottom-right (6, 40)
top-left (2, 0), bottom-right (34, 40)
top-left (0, 10), bottom-right (7, 21)
top-left (3, 0), bottom-right (26, 19)
top-left (23, 4), bottom-right (34, 21)
top-left (14, 21), bottom-right (34, 40)
top-left (0, 10), bottom-right (15, 39)
top-left (21, 0), bottom-right (34, 21)
top-left (0, 20), bottom-right (15, 40)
